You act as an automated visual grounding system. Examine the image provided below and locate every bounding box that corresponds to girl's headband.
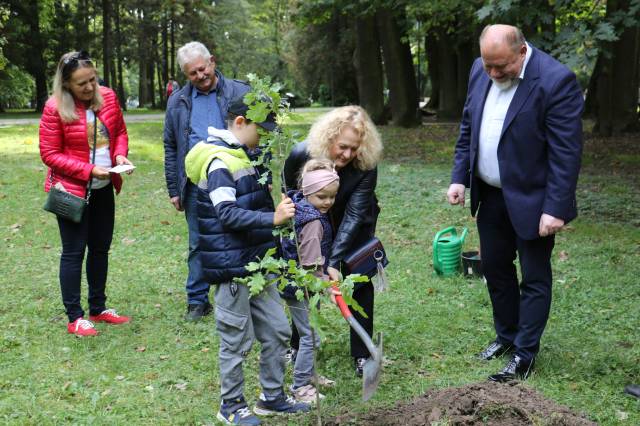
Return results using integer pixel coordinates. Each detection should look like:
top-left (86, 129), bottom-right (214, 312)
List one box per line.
top-left (301, 169), bottom-right (339, 196)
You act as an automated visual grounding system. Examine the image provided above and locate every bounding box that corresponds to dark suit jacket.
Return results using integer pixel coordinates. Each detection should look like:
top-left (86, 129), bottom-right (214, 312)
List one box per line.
top-left (451, 46), bottom-right (584, 240)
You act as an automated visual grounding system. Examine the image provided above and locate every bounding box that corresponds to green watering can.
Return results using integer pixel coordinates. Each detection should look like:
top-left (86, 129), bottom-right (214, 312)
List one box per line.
top-left (433, 226), bottom-right (468, 276)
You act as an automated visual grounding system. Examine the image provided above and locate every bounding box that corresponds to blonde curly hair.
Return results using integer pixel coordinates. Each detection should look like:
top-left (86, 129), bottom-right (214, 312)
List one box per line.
top-left (306, 105), bottom-right (382, 171)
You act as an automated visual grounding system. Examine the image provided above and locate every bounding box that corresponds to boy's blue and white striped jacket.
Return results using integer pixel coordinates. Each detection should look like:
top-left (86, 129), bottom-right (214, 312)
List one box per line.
top-left (184, 129), bottom-right (276, 284)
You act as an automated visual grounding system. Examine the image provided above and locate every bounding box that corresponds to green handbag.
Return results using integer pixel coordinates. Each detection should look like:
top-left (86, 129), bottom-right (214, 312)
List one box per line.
top-left (43, 117), bottom-right (97, 223)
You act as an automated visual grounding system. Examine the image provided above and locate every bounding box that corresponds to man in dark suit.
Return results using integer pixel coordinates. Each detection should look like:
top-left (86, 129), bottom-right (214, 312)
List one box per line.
top-left (447, 24), bottom-right (583, 382)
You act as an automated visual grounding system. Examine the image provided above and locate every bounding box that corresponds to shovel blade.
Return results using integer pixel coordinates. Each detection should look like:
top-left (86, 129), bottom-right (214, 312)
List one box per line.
top-left (362, 332), bottom-right (383, 401)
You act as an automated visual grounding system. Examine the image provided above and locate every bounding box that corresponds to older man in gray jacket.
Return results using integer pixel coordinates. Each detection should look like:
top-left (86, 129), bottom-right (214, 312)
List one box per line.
top-left (163, 41), bottom-right (249, 321)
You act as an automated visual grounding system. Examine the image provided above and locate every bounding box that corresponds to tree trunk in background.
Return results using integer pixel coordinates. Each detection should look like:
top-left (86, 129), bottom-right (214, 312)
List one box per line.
top-left (114, 0), bottom-right (125, 108)
top-left (354, 14), bottom-right (386, 124)
top-left (162, 10), bottom-right (169, 106)
top-left (376, 7), bottom-right (419, 127)
top-left (434, 29), bottom-right (459, 120)
top-left (23, 1), bottom-right (48, 111)
top-left (102, 0), bottom-right (112, 87)
top-left (149, 34), bottom-right (158, 108)
top-left (425, 33), bottom-right (439, 111)
top-left (170, 6), bottom-right (176, 78)
top-left (456, 39), bottom-right (474, 113)
top-left (75, 0), bottom-right (90, 50)
top-left (587, 0), bottom-right (640, 135)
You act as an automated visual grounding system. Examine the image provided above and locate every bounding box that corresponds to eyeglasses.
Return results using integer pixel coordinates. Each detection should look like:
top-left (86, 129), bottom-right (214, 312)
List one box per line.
top-left (62, 51), bottom-right (92, 79)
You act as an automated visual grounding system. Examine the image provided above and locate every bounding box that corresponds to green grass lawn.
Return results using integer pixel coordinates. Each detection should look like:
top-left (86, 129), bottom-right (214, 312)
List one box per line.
top-left (0, 117), bottom-right (638, 425)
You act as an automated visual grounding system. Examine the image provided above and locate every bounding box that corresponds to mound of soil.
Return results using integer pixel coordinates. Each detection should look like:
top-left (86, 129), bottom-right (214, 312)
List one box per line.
top-left (329, 382), bottom-right (596, 426)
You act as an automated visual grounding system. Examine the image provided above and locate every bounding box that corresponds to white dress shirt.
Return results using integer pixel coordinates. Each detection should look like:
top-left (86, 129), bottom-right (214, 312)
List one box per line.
top-left (477, 42), bottom-right (532, 188)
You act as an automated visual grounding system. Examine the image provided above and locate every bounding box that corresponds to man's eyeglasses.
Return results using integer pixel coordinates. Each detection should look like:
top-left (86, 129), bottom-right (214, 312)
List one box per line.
top-left (62, 51), bottom-right (92, 79)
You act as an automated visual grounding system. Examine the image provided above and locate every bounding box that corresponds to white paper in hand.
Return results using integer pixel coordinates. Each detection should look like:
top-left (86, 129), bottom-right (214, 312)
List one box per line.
top-left (108, 164), bottom-right (136, 174)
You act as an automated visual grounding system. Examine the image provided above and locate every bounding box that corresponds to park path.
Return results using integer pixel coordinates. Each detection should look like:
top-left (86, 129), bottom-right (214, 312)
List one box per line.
top-left (0, 107), bottom-right (335, 127)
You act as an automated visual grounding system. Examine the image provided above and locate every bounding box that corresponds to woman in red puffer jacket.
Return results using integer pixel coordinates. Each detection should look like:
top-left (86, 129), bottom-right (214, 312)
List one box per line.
top-left (39, 51), bottom-right (134, 337)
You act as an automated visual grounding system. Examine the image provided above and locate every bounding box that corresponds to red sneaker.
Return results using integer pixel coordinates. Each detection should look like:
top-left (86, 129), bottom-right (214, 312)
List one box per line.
top-left (67, 318), bottom-right (98, 337)
top-left (89, 309), bottom-right (130, 324)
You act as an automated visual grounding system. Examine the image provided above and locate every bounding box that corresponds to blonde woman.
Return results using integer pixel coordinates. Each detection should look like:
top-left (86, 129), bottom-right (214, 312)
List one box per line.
top-left (283, 105), bottom-right (383, 376)
top-left (39, 51), bottom-right (133, 336)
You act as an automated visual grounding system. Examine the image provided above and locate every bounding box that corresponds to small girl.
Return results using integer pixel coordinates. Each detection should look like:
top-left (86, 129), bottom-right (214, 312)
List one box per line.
top-left (281, 158), bottom-right (339, 403)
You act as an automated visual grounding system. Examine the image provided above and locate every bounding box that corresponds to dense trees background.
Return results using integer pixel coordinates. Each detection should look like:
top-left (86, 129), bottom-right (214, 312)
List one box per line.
top-left (0, 0), bottom-right (638, 135)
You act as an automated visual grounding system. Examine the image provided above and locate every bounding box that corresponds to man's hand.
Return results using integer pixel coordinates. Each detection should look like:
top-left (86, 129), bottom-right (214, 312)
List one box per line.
top-left (447, 183), bottom-right (466, 206)
top-left (170, 196), bottom-right (183, 211)
top-left (538, 213), bottom-right (564, 237)
top-left (115, 155), bottom-right (134, 175)
top-left (273, 194), bottom-right (295, 225)
top-left (91, 166), bottom-right (110, 180)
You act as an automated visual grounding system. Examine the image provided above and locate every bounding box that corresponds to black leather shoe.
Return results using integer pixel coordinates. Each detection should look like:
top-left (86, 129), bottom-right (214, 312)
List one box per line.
top-left (624, 384), bottom-right (640, 399)
top-left (477, 340), bottom-right (513, 360)
top-left (488, 355), bottom-right (535, 382)
top-left (184, 302), bottom-right (213, 321)
top-left (354, 357), bottom-right (367, 377)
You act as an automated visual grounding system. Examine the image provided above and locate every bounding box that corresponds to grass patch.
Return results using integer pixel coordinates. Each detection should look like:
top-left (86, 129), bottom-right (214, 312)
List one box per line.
top-left (0, 119), bottom-right (638, 424)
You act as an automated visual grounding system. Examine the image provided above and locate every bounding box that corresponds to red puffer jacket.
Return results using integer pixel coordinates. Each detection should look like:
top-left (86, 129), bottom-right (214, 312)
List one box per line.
top-left (39, 86), bottom-right (129, 197)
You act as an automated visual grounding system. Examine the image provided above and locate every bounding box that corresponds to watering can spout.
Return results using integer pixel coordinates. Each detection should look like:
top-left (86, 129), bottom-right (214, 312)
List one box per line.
top-left (460, 227), bottom-right (468, 243)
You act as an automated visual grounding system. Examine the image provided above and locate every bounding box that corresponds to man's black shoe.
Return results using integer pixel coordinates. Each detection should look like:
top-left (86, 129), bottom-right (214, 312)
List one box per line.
top-left (624, 384), bottom-right (640, 399)
top-left (488, 355), bottom-right (535, 382)
top-left (477, 340), bottom-right (513, 360)
top-left (185, 302), bottom-right (213, 321)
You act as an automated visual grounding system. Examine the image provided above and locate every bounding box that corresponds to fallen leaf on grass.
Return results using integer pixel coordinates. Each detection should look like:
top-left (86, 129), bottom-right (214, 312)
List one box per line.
top-left (101, 389), bottom-right (111, 397)
top-left (159, 355), bottom-right (169, 361)
top-left (135, 346), bottom-right (146, 352)
top-left (558, 250), bottom-right (569, 261)
top-left (121, 237), bottom-right (136, 245)
top-left (115, 375), bottom-right (125, 381)
top-left (145, 385), bottom-right (154, 392)
top-left (174, 382), bottom-right (188, 391)
top-left (154, 304), bottom-right (162, 308)
top-left (9, 223), bottom-right (21, 232)
top-left (201, 347), bottom-right (210, 353)
top-left (616, 410), bottom-right (628, 421)
top-left (431, 353), bottom-right (442, 359)
top-left (62, 381), bottom-right (72, 390)
top-left (160, 220), bottom-right (170, 225)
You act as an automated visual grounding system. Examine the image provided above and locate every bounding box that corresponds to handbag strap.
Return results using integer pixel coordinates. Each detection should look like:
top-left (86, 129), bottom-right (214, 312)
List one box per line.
top-left (49, 110), bottom-right (98, 201)
top-left (86, 111), bottom-right (98, 200)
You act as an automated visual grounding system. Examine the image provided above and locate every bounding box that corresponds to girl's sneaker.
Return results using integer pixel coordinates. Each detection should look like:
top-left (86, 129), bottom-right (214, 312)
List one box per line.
top-left (253, 392), bottom-right (311, 416)
top-left (291, 384), bottom-right (325, 404)
top-left (89, 309), bottom-right (130, 324)
top-left (67, 318), bottom-right (98, 337)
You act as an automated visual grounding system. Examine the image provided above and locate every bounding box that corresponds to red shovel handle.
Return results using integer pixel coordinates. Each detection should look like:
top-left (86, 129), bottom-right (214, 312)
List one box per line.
top-left (332, 284), bottom-right (352, 319)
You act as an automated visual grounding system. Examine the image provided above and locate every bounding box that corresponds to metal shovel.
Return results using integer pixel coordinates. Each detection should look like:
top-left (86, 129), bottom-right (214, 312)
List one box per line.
top-left (333, 285), bottom-right (383, 401)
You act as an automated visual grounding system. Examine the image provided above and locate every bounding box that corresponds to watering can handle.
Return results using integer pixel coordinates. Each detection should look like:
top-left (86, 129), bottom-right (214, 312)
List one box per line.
top-left (433, 226), bottom-right (456, 272)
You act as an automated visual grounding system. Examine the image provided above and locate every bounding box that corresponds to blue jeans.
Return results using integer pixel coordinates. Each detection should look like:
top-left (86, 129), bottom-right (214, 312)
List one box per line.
top-left (184, 182), bottom-right (210, 304)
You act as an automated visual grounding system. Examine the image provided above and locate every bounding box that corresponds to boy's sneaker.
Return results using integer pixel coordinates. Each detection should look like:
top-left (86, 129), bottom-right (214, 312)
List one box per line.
top-left (290, 384), bottom-right (325, 404)
top-left (217, 396), bottom-right (261, 425)
top-left (67, 318), bottom-right (98, 337)
top-left (253, 392), bottom-right (311, 416)
top-left (89, 309), bottom-right (130, 324)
